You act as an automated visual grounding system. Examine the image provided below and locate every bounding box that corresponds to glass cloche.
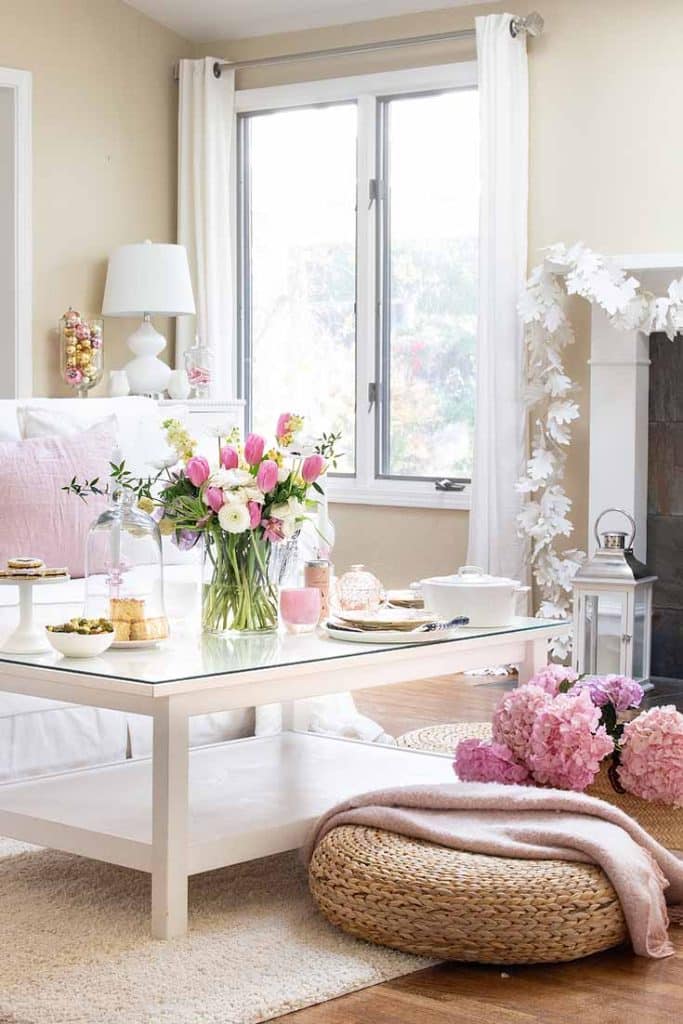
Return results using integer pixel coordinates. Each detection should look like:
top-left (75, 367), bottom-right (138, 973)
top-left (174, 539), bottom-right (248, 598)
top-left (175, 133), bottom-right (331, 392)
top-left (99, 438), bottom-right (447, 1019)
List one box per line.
top-left (84, 490), bottom-right (169, 644)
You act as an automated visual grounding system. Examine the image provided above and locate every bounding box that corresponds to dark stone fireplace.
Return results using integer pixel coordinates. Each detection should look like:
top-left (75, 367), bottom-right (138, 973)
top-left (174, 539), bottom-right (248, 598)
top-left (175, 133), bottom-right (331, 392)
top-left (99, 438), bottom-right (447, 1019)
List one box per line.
top-left (648, 332), bottom-right (683, 679)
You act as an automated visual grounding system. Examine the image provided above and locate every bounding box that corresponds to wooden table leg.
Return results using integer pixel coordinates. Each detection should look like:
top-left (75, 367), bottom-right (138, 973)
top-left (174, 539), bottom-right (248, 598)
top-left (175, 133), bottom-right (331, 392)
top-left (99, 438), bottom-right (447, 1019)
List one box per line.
top-left (151, 698), bottom-right (189, 939)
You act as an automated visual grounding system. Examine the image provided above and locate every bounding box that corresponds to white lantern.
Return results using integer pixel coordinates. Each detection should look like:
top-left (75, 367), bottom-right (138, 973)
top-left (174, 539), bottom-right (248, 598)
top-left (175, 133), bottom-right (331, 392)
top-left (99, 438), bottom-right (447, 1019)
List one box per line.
top-left (572, 509), bottom-right (656, 683)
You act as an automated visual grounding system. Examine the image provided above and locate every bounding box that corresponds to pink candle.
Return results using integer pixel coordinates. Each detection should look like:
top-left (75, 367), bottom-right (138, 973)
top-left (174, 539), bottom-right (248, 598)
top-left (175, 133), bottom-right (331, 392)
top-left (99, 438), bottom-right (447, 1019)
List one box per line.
top-left (280, 588), bottom-right (321, 635)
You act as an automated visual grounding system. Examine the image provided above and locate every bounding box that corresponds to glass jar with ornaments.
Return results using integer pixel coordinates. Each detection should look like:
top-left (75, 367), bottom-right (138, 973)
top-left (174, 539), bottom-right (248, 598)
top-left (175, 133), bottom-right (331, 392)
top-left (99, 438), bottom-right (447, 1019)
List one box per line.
top-left (83, 490), bottom-right (169, 647)
top-left (60, 308), bottom-right (104, 396)
top-left (184, 336), bottom-right (213, 398)
top-left (336, 564), bottom-right (383, 612)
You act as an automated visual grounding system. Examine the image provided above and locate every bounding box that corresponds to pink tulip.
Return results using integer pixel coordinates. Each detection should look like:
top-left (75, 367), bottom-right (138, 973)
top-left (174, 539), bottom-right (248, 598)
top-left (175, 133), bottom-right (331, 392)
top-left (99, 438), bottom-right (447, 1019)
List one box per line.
top-left (220, 445), bottom-right (239, 470)
top-left (256, 459), bottom-right (279, 493)
top-left (244, 433), bottom-right (266, 466)
top-left (276, 413), bottom-right (293, 443)
top-left (186, 456), bottom-right (210, 487)
top-left (205, 486), bottom-right (224, 513)
top-left (302, 453), bottom-right (325, 484)
top-left (247, 500), bottom-right (262, 530)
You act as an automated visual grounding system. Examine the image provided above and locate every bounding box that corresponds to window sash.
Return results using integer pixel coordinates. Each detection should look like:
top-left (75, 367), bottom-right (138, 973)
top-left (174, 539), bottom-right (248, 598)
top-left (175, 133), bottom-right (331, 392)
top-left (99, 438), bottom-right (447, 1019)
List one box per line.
top-left (235, 63), bottom-right (477, 510)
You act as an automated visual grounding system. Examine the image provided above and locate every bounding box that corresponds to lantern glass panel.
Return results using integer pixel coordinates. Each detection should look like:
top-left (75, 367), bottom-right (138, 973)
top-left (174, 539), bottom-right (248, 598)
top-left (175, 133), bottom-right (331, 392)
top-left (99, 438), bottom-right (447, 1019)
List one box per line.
top-left (582, 591), bottom-right (626, 675)
top-left (632, 588), bottom-right (647, 681)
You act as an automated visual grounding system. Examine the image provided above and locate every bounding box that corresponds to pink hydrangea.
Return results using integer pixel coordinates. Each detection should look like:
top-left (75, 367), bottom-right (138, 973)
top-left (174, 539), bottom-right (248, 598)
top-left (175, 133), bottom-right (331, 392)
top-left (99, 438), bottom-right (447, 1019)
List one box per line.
top-left (528, 663), bottom-right (578, 696)
top-left (492, 684), bottom-right (551, 763)
top-left (527, 689), bottom-right (614, 791)
top-left (454, 739), bottom-right (531, 786)
top-left (618, 705), bottom-right (683, 807)
top-left (571, 674), bottom-right (644, 712)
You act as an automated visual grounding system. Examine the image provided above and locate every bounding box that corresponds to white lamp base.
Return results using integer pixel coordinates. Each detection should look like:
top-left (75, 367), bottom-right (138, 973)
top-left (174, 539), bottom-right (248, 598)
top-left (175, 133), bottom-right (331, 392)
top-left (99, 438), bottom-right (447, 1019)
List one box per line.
top-left (124, 316), bottom-right (172, 395)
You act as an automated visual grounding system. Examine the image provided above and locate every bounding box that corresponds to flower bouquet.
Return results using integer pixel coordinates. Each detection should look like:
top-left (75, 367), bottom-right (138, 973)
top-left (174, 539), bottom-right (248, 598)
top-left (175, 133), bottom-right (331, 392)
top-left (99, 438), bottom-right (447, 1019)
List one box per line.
top-left (454, 666), bottom-right (683, 848)
top-left (65, 413), bottom-right (340, 636)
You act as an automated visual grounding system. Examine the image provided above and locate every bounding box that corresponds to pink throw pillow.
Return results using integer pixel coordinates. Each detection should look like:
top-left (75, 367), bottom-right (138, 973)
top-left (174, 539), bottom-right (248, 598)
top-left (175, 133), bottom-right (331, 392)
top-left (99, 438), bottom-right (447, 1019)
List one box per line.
top-left (0, 421), bottom-right (115, 578)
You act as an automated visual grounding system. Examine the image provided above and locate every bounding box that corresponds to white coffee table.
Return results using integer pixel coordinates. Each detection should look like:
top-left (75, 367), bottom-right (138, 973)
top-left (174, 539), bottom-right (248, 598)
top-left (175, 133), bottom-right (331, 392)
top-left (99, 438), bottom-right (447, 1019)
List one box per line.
top-left (0, 616), bottom-right (568, 939)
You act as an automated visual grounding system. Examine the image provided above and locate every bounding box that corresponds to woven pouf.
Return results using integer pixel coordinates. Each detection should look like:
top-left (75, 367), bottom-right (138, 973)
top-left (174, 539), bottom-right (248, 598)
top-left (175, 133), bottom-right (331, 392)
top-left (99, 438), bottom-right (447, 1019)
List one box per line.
top-left (311, 720), bottom-right (628, 963)
top-left (309, 825), bottom-right (627, 964)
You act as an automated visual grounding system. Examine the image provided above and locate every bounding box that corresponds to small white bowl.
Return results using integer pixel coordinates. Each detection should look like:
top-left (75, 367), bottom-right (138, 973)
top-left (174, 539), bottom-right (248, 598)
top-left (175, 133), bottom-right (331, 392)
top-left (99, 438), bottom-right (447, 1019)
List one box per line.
top-left (45, 629), bottom-right (114, 659)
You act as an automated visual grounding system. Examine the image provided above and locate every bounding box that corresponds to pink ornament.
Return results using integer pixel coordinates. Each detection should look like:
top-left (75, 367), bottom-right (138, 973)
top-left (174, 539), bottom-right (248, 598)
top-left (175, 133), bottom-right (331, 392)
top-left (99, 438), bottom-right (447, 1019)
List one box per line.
top-left (75, 323), bottom-right (90, 341)
top-left (65, 367), bottom-right (83, 386)
top-left (244, 433), bottom-right (266, 466)
top-left (91, 337), bottom-right (102, 349)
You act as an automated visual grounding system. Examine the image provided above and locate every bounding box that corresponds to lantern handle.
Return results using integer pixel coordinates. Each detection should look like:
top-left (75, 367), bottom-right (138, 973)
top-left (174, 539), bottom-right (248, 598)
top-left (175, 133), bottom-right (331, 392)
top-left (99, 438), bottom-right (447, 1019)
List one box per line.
top-left (594, 508), bottom-right (636, 550)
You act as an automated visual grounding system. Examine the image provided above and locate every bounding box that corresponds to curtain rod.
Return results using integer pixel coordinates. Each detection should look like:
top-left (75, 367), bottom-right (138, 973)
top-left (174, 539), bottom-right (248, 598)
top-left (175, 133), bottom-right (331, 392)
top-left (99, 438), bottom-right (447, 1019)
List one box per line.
top-left (174, 12), bottom-right (543, 80)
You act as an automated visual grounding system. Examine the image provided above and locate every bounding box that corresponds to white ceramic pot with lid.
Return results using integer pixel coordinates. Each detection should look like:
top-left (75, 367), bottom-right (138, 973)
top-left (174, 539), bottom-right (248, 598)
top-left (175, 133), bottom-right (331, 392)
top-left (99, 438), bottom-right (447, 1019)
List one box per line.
top-left (419, 565), bottom-right (529, 628)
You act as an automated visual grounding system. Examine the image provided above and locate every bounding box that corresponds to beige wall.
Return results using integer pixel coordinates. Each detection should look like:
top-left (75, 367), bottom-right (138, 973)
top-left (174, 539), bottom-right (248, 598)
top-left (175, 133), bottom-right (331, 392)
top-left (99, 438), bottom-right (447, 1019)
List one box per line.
top-left (0, 0), bottom-right (191, 396)
top-left (203, 0), bottom-right (683, 585)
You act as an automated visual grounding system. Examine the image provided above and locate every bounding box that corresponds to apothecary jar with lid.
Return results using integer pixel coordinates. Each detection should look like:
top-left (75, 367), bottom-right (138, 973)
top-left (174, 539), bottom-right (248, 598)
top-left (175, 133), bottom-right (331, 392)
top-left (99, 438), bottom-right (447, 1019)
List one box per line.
top-left (84, 490), bottom-right (169, 644)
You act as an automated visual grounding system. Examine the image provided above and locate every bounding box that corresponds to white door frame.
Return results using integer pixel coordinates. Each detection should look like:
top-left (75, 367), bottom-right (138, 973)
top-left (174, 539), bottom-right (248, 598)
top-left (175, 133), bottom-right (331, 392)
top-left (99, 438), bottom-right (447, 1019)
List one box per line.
top-left (0, 66), bottom-right (32, 398)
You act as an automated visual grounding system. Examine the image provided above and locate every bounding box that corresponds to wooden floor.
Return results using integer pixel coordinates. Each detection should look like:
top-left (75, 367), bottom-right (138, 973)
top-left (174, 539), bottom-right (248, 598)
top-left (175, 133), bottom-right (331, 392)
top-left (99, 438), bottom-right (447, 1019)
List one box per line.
top-left (282, 672), bottom-right (683, 1024)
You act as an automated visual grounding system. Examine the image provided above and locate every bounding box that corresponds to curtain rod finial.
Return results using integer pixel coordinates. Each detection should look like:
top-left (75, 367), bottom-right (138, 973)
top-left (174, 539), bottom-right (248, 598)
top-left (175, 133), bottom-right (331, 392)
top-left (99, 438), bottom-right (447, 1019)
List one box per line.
top-left (510, 11), bottom-right (544, 38)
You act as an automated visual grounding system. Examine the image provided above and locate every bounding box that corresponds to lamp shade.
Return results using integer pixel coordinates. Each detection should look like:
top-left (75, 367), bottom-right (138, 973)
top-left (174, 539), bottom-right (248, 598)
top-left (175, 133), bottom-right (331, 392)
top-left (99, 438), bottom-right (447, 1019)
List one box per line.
top-left (102, 240), bottom-right (196, 317)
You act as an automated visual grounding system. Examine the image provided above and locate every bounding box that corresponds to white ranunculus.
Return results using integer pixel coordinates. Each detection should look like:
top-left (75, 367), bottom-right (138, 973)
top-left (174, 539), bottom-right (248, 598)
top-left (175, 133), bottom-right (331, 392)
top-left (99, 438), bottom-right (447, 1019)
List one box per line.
top-left (271, 496), bottom-right (307, 522)
top-left (222, 488), bottom-right (249, 506)
top-left (210, 468), bottom-right (251, 489)
top-left (243, 484), bottom-right (265, 505)
top-left (218, 502), bottom-right (250, 534)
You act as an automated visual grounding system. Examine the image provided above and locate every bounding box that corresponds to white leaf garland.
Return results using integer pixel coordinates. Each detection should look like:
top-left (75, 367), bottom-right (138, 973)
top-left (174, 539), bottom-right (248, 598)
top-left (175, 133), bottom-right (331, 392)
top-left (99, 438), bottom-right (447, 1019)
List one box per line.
top-left (518, 243), bottom-right (683, 657)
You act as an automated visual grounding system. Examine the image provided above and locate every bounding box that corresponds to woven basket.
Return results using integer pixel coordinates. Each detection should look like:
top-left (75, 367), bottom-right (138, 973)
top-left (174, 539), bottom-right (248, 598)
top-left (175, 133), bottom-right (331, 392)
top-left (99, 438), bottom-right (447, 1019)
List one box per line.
top-left (586, 763), bottom-right (683, 851)
top-left (309, 824), bottom-right (627, 964)
top-left (398, 722), bottom-right (683, 851)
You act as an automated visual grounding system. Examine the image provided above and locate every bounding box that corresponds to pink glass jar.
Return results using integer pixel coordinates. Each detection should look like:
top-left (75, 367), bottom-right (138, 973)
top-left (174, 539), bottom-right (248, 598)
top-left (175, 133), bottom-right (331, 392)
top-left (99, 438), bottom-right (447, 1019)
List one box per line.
top-left (280, 587), bottom-right (322, 635)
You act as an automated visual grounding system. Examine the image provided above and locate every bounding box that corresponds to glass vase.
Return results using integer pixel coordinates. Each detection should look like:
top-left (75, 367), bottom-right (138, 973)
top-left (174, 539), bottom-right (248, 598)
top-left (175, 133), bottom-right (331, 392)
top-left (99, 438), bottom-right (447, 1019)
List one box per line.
top-left (202, 526), bottom-right (279, 636)
top-left (60, 307), bottom-right (104, 396)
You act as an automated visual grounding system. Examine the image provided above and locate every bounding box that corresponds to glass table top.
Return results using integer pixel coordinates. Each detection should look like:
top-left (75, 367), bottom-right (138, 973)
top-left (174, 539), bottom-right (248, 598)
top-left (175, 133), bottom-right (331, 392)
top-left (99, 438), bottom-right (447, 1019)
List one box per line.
top-left (0, 616), bottom-right (565, 685)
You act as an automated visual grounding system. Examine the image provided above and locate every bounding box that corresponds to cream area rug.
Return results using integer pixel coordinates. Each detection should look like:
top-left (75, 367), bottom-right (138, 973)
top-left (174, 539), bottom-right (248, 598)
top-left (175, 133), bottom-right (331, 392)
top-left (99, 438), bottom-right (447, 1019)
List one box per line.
top-left (0, 838), bottom-right (431, 1024)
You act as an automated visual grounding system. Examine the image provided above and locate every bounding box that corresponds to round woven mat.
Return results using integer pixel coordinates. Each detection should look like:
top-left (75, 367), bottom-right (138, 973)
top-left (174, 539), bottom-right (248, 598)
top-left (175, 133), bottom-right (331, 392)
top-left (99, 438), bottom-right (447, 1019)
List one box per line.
top-left (397, 721), bottom-right (492, 754)
top-left (309, 825), bottom-right (627, 964)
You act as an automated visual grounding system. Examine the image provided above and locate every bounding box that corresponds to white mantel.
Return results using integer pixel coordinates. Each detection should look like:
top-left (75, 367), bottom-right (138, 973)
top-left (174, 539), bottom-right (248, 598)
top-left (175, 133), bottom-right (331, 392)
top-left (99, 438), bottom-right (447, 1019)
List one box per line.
top-left (588, 253), bottom-right (683, 561)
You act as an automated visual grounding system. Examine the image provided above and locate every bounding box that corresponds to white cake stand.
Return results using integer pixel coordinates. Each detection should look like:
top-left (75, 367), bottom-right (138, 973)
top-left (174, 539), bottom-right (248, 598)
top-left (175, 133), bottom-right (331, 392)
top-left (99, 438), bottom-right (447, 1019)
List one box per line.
top-left (0, 575), bottom-right (71, 654)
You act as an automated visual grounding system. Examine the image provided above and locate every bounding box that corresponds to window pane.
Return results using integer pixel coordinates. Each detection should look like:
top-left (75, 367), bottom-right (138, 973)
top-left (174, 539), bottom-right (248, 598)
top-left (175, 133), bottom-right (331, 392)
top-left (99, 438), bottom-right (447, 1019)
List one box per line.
top-left (382, 90), bottom-right (478, 479)
top-left (245, 104), bottom-right (357, 472)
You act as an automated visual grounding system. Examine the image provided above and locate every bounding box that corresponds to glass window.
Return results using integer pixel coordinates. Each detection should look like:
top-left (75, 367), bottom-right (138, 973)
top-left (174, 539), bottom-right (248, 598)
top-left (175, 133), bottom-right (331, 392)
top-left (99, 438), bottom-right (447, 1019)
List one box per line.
top-left (377, 89), bottom-right (478, 480)
top-left (239, 103), bottom-right (357, 472)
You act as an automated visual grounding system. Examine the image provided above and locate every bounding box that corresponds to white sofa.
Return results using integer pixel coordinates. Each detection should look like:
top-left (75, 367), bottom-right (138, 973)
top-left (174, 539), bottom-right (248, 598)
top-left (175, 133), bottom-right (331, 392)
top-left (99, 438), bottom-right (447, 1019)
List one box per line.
top-left (0, 397), bottom-right (386, 782)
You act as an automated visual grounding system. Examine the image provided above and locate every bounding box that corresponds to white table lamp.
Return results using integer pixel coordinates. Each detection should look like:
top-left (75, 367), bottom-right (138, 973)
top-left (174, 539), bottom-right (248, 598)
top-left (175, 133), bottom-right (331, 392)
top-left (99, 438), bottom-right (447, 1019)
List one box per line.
top-left (102, 240), bottom-right (196, 395)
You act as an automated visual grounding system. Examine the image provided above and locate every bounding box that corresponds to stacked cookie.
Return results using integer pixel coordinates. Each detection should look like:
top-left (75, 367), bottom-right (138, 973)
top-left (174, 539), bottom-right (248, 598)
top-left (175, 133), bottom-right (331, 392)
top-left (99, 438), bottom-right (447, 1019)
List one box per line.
top-left (110, 598), bottom-right (169, 643)
top-left (0, 557), bottom-right (68, 579)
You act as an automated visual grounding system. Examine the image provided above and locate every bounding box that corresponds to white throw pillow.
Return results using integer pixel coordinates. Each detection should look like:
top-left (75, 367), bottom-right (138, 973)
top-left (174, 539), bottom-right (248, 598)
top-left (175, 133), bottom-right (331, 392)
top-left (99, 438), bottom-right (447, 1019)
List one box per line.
top-left (18, 398), bottom-right (172, 477)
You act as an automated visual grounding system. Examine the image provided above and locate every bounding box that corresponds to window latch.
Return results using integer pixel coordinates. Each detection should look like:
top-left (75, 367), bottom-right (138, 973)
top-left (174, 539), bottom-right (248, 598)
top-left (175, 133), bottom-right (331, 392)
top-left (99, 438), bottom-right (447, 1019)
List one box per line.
top-left (368, 179), bottom-right (386, 207)
top-left (368, 381), bottom-right (378, 412)
top-left (435, 478), bottom-right (466, 492)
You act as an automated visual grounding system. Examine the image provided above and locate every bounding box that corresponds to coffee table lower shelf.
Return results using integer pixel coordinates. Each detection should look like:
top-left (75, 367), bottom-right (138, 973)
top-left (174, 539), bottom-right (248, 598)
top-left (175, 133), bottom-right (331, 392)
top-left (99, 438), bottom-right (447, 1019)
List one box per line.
top-left (0, 732), bottom-right (453, 877)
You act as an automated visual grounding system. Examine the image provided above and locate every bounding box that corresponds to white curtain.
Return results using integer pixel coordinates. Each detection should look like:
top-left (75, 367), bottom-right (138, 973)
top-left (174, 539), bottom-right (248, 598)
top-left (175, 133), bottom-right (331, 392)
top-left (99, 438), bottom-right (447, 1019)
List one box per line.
top-left (177, 58), bottom-right (235, 398)
top-left (467, 14), bottom-right (530, 590)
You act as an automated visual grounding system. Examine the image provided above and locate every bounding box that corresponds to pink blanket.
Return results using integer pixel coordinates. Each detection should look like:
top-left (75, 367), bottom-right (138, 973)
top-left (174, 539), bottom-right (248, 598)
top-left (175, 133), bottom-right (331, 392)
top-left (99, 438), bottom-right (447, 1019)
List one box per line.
top-left (305, 782), bottom-right (683, 958)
